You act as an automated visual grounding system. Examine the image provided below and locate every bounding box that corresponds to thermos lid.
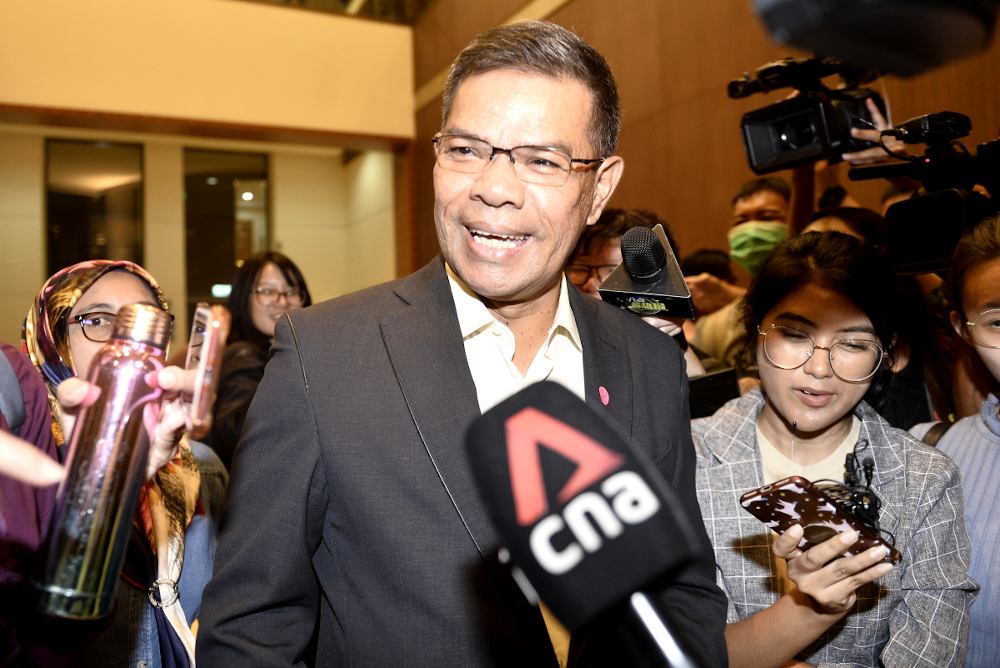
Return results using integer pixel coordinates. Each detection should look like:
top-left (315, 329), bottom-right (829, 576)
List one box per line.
top-left (111, 304), bottom-right (172, 349)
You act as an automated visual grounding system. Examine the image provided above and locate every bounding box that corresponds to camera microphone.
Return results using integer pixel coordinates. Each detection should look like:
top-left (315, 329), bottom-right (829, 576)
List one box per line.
top-left (598, 225), bottom-right (695, 321)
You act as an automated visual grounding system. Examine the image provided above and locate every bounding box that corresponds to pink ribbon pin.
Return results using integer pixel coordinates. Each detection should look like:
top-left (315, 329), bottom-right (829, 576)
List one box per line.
top-left (599, 386), bottom-right (610, 406)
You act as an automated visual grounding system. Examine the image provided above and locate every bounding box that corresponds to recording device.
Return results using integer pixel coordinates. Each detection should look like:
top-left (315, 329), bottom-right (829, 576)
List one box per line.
top-left (465, 381), bottom-right (707, 667)
top-left (740, 475), bottom-right (901, 565)
top-left (729, 57), bottom-right (885, 174)
top-left (35, 306), bottom-right (173, 618)
top-left (183, 303), bottom-right (230, 440)
top-left (848, 111), bottom-right (1000, 273)
top-left (598, 225), bottom-right (695, 320)
top-left (752, 0), bottom-right (999, 77)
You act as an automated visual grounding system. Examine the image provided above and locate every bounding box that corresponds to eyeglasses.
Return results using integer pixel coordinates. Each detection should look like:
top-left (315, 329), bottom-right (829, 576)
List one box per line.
top-left (254, 287), bottom-right (304, 307)
top-left (431, 134), bottom-right (605, 187)
top-left (758, 324), bottom-right (886, 382)
top-left (963, 308), bottom-right (1000, 348)
top-left (566, 263), bottom-right (617, 286)
top-left (69, 311), bottom-right (117, 343)
top-left (69, 310), bottom-right (174, 343)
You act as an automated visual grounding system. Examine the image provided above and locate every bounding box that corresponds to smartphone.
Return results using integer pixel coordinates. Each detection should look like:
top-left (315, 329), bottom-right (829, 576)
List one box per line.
top-left (183, 303), bottom-right (230, 440)
top-left (740, 475), bottom-right (901, 565)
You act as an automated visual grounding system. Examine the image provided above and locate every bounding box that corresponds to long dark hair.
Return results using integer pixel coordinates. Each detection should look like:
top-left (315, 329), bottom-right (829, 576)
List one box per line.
top-left (741, 232), bottom-right (899, 410)
top-left (227, 251), bottom-right (311, 351)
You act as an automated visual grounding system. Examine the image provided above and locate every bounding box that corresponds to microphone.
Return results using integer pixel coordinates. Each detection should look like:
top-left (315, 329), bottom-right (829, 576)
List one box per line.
top-left (598, 225), bottom-right (695, 321)
top-left (465, 381), bottom-right (708, 667)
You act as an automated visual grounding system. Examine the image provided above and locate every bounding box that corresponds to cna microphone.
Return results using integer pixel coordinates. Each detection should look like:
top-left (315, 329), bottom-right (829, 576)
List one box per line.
top-left (598, 225), bottom-right (696, 321)
top-left (465, 381), bottom-right (708, 668)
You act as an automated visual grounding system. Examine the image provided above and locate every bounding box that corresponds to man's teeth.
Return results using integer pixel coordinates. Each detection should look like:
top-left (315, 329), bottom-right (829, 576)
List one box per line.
top-left (470, 229), bottom-right (527, 249)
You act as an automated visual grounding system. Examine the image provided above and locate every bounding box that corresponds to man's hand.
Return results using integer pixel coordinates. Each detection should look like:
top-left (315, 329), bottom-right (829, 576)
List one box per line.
top-left (0, 430), bottom-right (64, 486)
top-left (639, 315), bottom-right (685, 338)
top-left (774, 525), bottom-right (894, 616)
top-left (57, 367), bottom-right (197, 481)
top-left (842, 99), bottom-right (909, 166)
top-left (686, 273), bottom-right (745, 315)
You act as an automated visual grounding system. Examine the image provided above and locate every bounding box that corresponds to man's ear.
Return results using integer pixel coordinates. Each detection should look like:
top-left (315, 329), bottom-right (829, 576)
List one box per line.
top-left (585, 156), bottom-right (624, 226)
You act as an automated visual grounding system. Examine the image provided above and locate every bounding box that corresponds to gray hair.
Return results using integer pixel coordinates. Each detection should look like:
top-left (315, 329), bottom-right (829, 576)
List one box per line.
top-left (441, 20), bottom-right (621, 158)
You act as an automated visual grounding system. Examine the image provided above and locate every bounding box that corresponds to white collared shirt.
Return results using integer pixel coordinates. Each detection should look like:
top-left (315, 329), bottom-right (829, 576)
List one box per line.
top-left (446, 264), bottom-right (585, 413)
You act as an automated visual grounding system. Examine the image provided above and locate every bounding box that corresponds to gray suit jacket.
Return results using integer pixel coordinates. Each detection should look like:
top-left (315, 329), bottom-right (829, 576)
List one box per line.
top-left (197, 258), bottom-right (727, 667)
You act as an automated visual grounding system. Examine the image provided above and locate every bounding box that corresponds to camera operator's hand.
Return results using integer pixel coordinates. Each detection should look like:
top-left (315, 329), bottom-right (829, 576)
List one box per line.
top-left (774, 524), bottom-right (894, 616)
top-left (842, 99), bottom-right (909, 165)
top-left (686, 273), bottom-right (745, 315)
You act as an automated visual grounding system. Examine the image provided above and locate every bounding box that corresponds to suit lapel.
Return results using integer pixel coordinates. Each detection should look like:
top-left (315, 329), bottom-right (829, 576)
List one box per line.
top-left (379, 259), bottom-right (501, 555)
top-left (380, 260), bottom-right (555, 660)
top-left (570, 288), bottom-right (634, 439)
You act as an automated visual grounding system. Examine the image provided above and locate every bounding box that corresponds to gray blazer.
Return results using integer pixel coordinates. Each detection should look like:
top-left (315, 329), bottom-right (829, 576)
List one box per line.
top-left (692, 388), bottom-right (978, 668)
top-left (197, 258), bottom-right (728, 667)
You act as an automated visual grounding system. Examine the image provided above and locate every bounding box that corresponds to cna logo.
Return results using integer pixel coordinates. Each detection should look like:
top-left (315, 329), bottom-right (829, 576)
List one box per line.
top-left (504, 407), bottom-right (661, 575)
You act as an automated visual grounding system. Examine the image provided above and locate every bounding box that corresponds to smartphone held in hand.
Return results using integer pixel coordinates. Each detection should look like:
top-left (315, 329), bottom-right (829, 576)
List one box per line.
top-left (740, 475), bottom-right (901, 564)
top-left (184, 303), bottom-right (230, 440)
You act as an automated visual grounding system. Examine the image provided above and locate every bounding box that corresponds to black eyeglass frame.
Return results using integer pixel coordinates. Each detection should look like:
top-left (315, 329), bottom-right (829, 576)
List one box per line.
top-left (565, 263), bottom-right (619, 286)
top-left (756, 323), bottom-right (887, 383)
top-left (69, 310), bottom-right (175, 343)
top-left (253, 287), bottom-right (304, 307)
top-left (431, 133), bottom-right (605, 185)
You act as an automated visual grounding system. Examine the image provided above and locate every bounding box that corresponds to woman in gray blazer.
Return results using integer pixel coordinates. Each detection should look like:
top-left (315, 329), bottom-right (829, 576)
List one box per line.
top-left (692, 232), bottom-right (977, 668)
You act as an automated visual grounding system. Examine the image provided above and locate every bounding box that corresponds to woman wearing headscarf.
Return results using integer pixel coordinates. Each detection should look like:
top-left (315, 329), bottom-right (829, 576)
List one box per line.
top-left (20, 259), bottom-right (226, 668)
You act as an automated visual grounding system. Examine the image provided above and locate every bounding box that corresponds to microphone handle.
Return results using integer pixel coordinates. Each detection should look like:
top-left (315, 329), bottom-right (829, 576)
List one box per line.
top-left (614, 591), bottom-right (710, 668)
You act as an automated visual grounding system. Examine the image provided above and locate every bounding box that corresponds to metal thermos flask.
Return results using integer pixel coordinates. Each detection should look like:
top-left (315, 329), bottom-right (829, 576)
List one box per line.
top-left (34, 304), bottom-right (172, 619)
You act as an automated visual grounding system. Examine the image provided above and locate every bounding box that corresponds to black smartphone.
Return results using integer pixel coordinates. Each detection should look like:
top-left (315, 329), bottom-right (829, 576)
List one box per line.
top-left (183, 303), bottom-right (230, 440)
top-left (740, 475), bottom-right (901, 564)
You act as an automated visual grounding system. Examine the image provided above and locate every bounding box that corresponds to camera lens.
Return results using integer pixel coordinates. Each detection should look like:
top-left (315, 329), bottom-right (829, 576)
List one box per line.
top-left (778, 116), bottom-right (817, 150)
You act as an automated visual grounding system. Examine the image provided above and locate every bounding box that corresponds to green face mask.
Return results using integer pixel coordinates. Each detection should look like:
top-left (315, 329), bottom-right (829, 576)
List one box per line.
top-left (728, 221), bottom-right (788, 276)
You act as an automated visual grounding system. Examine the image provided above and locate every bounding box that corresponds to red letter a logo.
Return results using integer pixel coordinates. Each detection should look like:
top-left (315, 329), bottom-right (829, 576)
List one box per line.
top-left (504, 407), bottom-right (625, 526)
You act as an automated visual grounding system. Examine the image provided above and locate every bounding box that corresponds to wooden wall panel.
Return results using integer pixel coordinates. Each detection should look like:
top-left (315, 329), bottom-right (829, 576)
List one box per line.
top-left (412, 0), bottom-right (1000, 270)
top-left (413, 0), bottom-right (525, 85)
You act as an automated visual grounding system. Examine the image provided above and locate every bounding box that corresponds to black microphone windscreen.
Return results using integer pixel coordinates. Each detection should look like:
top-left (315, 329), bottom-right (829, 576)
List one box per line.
top-left (465, 381), bottom-right (697, 631)
top-left (621, 227), bottom-right (666, 281)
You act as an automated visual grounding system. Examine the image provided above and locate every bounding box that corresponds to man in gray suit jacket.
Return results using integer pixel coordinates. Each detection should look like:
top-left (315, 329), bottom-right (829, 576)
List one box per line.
top-left (198, 20), bottom-right (727, 667)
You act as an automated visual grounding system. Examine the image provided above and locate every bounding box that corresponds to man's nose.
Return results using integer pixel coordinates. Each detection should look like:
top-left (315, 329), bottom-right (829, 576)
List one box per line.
top-left (470, 152), bottom-right (525, 207)
top-left (583, 271), bottom-right (603, 299)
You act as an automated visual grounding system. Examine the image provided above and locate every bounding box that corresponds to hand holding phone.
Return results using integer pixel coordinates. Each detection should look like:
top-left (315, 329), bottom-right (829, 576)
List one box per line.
top-left (741, 475), bottom-right (901, 565)
top-left (184, 304), bottom-right (230, 440)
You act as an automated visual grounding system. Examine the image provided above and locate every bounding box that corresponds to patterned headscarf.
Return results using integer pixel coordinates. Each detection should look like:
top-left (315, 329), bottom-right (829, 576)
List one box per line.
top-left (22, 259), bottom-right (200, 666)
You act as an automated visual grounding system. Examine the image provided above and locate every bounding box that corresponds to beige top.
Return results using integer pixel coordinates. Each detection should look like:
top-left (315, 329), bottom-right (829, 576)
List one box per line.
top-left (757, 414), bottom-right (862, 596)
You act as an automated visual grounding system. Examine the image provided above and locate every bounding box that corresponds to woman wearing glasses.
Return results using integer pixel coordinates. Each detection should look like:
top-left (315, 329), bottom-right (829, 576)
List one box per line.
top-left (20, 259), bottom-right (226, 667)
top-left (692, 232), bottom-right (976, 668)
top-left (911, 215), bottom-right (1000, 668)
top-left (208, 251), bottom-right (311, 469)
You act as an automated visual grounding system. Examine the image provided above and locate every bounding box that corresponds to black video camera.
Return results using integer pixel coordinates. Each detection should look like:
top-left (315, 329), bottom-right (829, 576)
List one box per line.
top-left (848, 111), bottom-right (1000, 274)
top-left (729, 57), bottom-right (885, 174)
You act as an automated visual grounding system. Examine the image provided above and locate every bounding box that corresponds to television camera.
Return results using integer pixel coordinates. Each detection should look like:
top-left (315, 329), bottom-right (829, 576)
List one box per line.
top-left (848, 111), bottom-right (1000, 274)
top-left (729, 57), bottom-right (886, 175)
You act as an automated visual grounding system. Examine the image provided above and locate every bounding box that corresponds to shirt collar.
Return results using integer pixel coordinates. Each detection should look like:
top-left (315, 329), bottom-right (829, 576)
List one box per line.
top-left (446, 263), bottom-right (495, 339)
top-left (444, 263), bottom-right (582, 353)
